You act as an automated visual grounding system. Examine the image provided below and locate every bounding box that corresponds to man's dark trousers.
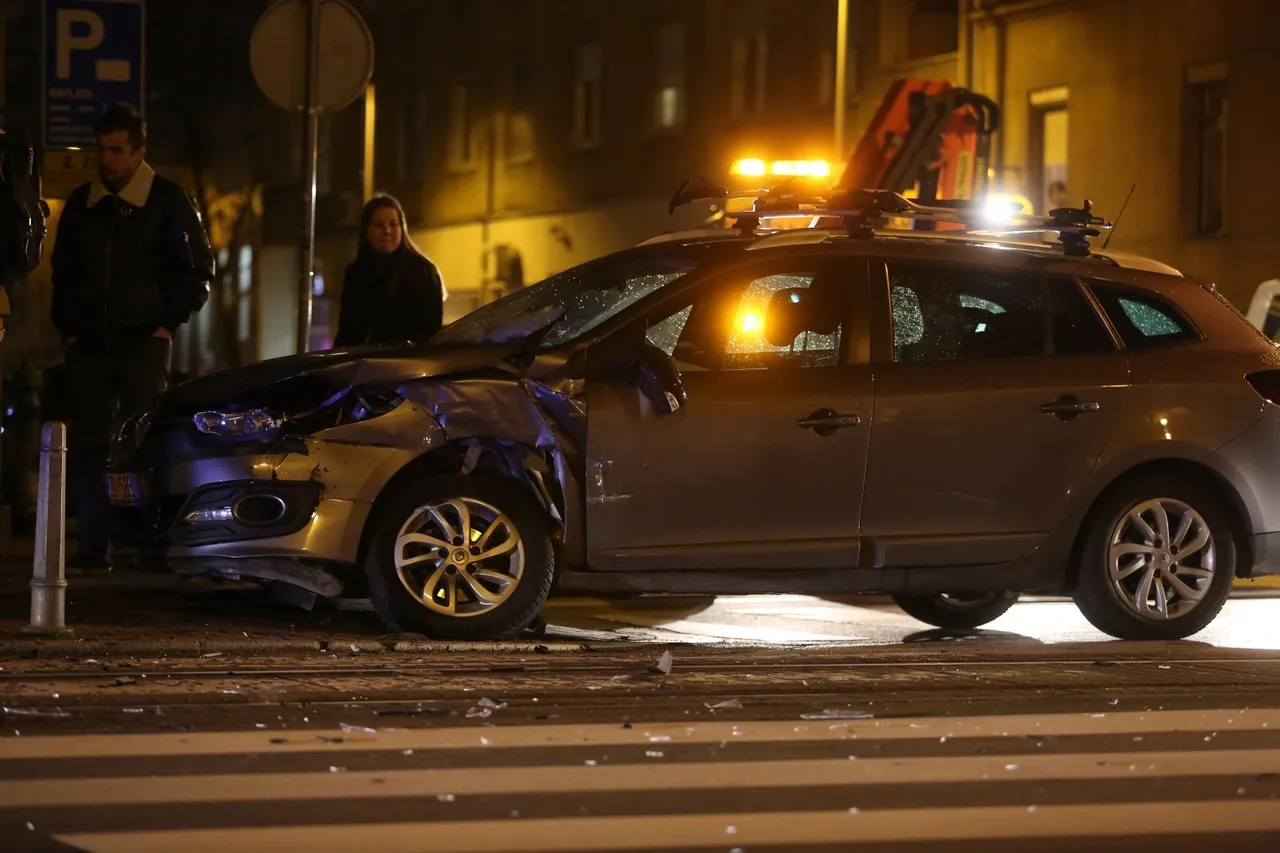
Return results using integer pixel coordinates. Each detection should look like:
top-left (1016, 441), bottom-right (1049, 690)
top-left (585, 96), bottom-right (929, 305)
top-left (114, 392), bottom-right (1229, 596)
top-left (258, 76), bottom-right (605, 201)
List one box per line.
top-left (66, 335), bottom-right (170, 562)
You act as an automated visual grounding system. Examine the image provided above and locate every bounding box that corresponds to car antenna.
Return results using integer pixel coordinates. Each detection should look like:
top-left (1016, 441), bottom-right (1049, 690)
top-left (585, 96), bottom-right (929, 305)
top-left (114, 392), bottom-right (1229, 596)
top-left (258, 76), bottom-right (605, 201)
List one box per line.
top-left (1102, 184), bottom-right (1136, 250)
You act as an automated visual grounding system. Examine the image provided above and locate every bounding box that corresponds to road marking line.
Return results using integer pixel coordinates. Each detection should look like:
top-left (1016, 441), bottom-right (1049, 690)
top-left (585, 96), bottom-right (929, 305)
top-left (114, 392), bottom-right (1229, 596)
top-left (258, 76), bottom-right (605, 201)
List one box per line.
top-left (53, 800), bottom-right (1280, 852)
top-left (2, 707), bottom-right (1274, 760)
top-left (3, 748), bottom-right (1278, 808)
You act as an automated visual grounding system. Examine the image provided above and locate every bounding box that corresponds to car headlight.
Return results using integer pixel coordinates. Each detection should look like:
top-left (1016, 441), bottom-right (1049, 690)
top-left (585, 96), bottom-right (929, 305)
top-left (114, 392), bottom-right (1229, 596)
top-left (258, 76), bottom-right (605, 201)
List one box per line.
top-left (192, 408), bottom-right (284, 439)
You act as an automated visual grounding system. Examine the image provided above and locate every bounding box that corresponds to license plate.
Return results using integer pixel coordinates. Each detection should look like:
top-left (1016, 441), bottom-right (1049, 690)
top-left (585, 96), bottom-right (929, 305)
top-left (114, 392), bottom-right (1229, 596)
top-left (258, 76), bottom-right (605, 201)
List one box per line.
top-left (107, 472), bottom-right (148, 505)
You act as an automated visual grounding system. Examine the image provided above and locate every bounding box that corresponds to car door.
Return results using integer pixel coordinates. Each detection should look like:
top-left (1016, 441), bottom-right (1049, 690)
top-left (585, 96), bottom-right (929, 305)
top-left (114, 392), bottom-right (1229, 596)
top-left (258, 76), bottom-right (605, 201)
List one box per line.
top-left (859, 259), bottom-right (1129, 568)
top-left (584, 255), bottom-right (874, 572)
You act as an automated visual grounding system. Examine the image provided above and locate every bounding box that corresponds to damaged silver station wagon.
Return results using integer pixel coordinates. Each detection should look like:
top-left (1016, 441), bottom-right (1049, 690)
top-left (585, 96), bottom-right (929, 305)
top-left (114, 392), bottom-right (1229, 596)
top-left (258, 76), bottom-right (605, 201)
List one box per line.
top-left (107, 189), bottom-right (1280, 641)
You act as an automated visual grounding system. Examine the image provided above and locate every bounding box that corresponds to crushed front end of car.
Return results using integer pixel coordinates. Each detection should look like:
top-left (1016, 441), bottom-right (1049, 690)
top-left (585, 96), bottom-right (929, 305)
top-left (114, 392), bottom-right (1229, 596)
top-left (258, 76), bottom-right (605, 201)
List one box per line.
top-left (106, 344), bottom-right (581, 616)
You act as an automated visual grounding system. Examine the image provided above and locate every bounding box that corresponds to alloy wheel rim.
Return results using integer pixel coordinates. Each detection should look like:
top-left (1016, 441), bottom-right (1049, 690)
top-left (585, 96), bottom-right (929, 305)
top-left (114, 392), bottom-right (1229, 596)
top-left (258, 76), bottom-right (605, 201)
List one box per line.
top-left (394, 497), bottom-right (525, 618)
top-left (1107, 498), bottom-right (1215, 621)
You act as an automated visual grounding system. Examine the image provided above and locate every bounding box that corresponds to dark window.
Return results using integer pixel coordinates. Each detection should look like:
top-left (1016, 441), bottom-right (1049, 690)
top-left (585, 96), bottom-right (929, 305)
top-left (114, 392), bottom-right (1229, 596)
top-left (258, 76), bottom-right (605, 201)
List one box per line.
top-left (646, 270), bottom-right (847, 371)
top-left (1188, 78), bottom-right (1227, 236)
top-left (506, 62), bottom-right (535, 162)
top-left (909, 0), bottom-right (959, 59)
top-left (1088, 282), bottom-right (1198, 349)
top-left (404, 87), bottom-right (428, 179)
top-left (573, 44), bottom-right (602, 147)
top-left (732, 34), bottom-right (766, 116)
top-left (1048, 276), bottom-right (1114, 355)
top-left (448, 84), bottom-right (474, 169)
top-left (888, 264), bottom-right (1045, 362)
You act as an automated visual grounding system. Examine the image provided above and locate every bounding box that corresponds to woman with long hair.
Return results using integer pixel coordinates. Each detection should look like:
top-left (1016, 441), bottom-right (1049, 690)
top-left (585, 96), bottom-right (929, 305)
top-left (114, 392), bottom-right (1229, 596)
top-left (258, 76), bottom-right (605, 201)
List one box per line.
top-left (333, 194), bottom-right (446, 348)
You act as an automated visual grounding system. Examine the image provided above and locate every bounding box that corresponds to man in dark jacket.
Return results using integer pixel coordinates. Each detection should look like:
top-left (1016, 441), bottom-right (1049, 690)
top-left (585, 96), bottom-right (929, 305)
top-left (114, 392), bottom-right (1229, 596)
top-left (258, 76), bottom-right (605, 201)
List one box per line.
top-left (50, 105), bottom-right (213, 568)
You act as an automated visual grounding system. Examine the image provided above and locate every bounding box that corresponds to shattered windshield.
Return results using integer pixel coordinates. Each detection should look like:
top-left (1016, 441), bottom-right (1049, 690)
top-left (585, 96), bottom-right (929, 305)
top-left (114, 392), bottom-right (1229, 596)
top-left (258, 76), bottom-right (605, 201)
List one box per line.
top-left (431, 253), bottom-right (697, 349)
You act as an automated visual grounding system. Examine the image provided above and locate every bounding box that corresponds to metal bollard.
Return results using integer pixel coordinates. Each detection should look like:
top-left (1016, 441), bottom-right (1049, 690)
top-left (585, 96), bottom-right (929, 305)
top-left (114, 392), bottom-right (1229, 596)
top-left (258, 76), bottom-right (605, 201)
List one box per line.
top-left (24, 421), bottom-right (72, 636)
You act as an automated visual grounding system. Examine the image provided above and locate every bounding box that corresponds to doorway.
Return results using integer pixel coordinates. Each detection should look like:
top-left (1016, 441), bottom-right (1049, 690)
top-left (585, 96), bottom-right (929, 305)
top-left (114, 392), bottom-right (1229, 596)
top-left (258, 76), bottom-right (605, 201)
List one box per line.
top-left (1030, 87), bottom-right (1069, 213)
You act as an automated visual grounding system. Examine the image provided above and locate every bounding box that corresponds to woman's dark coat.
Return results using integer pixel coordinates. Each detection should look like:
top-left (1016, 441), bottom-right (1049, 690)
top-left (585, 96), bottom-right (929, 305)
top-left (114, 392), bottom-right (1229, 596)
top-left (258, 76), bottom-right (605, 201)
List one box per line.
top-left (334, 249), bottom-right (444, 347)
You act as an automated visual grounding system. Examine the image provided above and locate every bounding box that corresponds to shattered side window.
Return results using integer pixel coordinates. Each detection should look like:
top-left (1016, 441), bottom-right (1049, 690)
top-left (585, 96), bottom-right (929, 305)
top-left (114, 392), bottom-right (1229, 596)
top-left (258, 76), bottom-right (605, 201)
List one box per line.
top-left (889, 263), bottom-right (1046, 362)
top-left (724, 274), bottom-right (839, 366)
top-left (431, 254), bottom-right (695, 348)
top-left (646, 306), bottom-right (692, 356)
top-left (892, 285), bottom-right (924, 349)
top-left (1118, 299), bottom-right (1182, 336)
top-left (1087, 280), bottom-right (1199, 350)
top-left (646, 269), bottom-right (847, 370)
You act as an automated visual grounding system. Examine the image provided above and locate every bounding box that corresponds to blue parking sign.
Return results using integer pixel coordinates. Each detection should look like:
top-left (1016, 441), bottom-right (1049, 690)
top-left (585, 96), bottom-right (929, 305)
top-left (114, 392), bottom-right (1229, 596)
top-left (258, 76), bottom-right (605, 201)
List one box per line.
top-left (42, 0), bottom-right (145, 149)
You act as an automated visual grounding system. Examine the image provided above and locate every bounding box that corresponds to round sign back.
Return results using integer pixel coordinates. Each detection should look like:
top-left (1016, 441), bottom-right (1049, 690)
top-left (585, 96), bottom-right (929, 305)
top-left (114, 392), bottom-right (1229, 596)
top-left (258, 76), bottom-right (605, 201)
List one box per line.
top-left (249, 0), bottom-right (374, 112)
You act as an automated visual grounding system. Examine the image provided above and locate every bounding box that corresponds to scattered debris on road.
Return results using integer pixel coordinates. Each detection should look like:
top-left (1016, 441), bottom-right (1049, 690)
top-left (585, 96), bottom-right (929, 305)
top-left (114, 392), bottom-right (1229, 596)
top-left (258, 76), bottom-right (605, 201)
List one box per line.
top-left (648, 650), bottom-right (674, 675)
top-left (706, 699), bottom-right (743, 710)
top-left (800, 708), bottom-right (874, 720)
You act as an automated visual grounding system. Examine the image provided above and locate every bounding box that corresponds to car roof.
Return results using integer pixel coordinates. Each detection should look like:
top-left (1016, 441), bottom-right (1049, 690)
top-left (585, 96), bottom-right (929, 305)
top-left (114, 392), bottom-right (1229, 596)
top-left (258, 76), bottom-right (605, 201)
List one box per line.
top-left (639, 227), bottom-right (1183, 278)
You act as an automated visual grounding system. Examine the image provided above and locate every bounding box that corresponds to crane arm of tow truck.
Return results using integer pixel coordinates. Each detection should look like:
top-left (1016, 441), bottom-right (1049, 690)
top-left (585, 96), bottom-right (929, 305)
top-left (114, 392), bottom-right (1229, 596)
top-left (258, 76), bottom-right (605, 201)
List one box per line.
top-left (837, 79), bottom-right (1001, 204)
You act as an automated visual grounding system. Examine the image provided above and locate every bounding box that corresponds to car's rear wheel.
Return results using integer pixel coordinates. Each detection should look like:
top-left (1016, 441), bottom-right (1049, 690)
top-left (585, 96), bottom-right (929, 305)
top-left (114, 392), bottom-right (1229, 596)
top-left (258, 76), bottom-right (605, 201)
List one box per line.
top-left (1072, 476), bottom-right (1235, 641)
top-left (365, 476), bottom-right (554, 640)
top-left (892, 591), bottom-right (1020, 630)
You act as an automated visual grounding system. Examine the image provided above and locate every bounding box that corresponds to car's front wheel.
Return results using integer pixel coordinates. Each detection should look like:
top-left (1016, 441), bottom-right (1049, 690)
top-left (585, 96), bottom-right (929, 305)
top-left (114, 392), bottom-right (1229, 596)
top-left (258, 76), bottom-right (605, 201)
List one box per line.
top-left (892, 591), bottom-right (1020, 630)
top-left (365, 476), bottom-right (555, 640)
top-left (1072, 476), bottom-right (1236, 641)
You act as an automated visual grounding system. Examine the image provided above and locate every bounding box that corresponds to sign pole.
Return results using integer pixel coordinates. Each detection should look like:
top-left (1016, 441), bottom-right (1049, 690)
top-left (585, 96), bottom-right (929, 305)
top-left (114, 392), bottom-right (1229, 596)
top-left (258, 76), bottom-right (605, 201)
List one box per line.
top-left (834, 0), bottom-right (849, 165)
top-left (251, 0), bottom-right (372, 352)
top-left (296, 0), bottom-right (321, 355)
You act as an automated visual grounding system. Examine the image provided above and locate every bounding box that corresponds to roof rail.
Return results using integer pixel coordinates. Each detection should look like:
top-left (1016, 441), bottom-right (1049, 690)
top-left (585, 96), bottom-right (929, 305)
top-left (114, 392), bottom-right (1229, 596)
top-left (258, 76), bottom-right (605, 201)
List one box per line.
top-left (664, 178), bottom-right (1114, 258)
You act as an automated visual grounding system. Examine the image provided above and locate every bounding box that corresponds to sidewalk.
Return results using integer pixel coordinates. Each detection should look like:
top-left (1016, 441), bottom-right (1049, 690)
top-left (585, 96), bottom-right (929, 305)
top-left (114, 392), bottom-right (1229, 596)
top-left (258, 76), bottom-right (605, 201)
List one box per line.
top-left (0, 553), bottom-right (573, 658)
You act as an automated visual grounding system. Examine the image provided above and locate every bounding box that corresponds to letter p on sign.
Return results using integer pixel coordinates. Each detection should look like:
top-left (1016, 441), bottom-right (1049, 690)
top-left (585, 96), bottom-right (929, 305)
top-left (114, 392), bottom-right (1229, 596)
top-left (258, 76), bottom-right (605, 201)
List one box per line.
top-left (55, 9), bottom-right (104, 79)
top-left (54, 8), bottom-right (130, 82)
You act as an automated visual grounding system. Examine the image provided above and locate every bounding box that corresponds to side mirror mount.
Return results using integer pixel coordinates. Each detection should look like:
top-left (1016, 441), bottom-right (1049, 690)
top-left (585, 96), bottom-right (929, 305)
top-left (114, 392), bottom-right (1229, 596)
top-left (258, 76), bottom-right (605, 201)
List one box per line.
top-left (635, 345), bottom-right (686, 415)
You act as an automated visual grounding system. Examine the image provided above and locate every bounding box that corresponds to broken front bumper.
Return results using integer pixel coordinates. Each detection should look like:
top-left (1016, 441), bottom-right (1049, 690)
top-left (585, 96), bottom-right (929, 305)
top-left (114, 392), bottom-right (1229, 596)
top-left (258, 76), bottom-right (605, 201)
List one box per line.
top-left (107, 400), bottom-right (448, 595)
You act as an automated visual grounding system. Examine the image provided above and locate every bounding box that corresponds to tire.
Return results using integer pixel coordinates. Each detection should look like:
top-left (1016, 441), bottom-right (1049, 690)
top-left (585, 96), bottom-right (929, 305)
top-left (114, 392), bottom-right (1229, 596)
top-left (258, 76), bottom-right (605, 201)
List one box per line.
top-left (1072, 475), bottom-right (1236, 641)
top-left (892, 591), bottom-right (1020, 630)
top-left (365, 475), bottom-right (555, 640)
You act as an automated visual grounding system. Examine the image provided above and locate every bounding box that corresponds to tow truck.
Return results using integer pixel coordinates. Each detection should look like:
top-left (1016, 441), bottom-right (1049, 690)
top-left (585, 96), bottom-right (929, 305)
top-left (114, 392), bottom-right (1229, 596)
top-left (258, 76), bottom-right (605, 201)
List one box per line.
top-left (723, 78), bottom-right (1026, 231)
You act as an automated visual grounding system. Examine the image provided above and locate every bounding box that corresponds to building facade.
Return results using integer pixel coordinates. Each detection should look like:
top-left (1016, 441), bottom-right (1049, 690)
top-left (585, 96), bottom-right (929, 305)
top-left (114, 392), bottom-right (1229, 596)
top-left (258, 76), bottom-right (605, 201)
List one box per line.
top-left (967, 0), bottom-right (1275, 310)
top-left (269, 0), bottom-right (1278, 354)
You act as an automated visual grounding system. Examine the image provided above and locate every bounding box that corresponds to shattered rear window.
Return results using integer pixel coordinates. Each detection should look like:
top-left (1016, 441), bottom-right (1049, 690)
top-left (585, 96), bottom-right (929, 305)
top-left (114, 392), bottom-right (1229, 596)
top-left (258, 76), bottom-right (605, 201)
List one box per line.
top-left (432, 253), bottom-right (697, 349)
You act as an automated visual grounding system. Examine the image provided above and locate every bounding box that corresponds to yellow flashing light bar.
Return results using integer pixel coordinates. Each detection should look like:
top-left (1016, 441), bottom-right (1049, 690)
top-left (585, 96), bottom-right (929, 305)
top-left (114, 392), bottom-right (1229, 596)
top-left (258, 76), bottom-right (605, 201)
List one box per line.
top-left (731, 159), bottom-right (832, 178)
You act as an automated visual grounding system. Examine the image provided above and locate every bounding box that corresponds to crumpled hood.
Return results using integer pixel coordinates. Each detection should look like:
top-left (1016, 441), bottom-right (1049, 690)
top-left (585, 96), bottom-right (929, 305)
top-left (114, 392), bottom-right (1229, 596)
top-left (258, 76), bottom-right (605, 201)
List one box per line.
top-left (160, 342), bottom-right (521, 410)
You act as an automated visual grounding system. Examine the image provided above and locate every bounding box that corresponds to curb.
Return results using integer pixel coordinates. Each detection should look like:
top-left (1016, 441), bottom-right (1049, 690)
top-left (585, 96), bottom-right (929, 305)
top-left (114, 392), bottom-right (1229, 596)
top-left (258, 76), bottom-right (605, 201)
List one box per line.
top-left (0, 637), bottom-right (586, 659)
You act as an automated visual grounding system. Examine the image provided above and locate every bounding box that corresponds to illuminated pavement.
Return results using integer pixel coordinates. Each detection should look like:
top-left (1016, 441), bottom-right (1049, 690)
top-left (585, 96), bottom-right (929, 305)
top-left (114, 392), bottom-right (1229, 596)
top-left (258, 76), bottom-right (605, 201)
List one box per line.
top-left (541, 588), bottom-right (1280, 649)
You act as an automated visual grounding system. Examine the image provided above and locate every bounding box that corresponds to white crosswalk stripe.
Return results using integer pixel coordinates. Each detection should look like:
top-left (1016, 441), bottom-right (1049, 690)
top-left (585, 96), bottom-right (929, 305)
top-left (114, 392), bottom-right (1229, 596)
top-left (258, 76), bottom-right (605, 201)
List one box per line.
top-left (3, 706), bottom-right (1279, 852)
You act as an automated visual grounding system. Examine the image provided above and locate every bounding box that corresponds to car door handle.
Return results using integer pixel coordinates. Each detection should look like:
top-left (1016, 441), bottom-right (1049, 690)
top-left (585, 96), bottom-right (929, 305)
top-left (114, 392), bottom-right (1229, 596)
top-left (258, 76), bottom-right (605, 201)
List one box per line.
top-left (1040, 395), bottom-right (1101, 421)
top-left (797, 409), bottom-right (861, 436)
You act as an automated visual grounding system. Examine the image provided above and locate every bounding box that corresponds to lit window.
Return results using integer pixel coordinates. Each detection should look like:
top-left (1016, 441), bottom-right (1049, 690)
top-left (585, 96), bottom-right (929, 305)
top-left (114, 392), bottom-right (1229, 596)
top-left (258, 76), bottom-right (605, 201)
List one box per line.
top-left (653, 23), bottom-right (685, 130)
top-left (659, 87), bottom-right (680, 128)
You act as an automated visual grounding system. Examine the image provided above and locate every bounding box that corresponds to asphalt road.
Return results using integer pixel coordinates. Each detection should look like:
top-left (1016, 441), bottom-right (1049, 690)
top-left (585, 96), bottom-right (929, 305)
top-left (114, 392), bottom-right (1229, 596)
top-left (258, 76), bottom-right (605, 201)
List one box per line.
top-left (4, 594), bottom-right (1280, 851)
